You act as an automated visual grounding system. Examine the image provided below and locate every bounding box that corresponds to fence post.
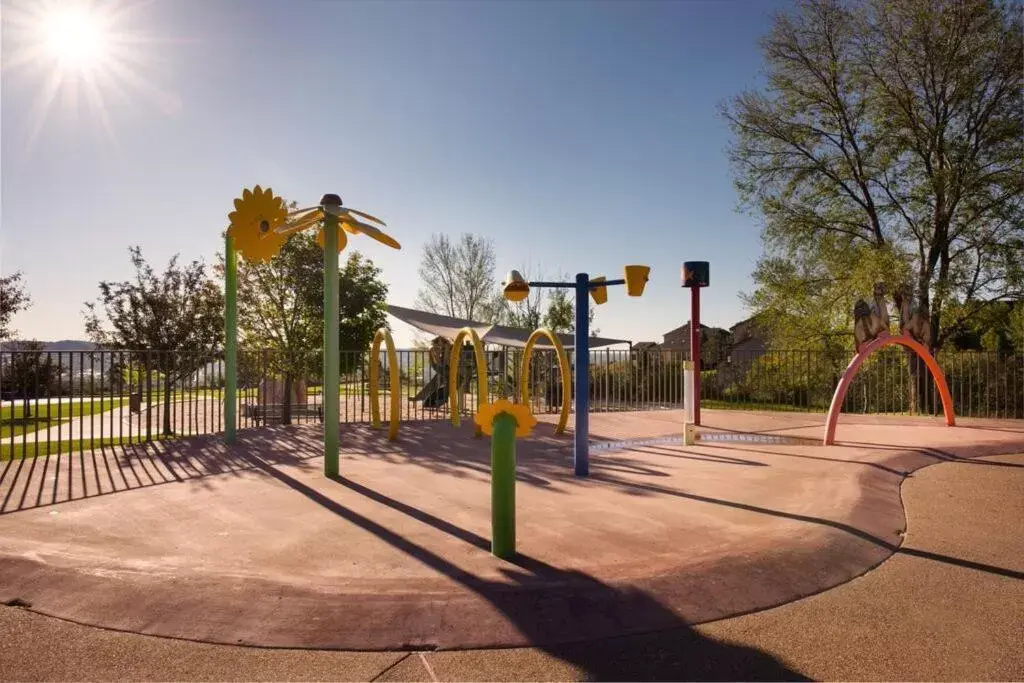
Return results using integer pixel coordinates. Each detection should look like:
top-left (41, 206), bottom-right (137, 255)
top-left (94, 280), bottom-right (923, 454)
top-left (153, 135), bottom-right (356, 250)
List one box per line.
top-left (145, 349), bottom-right (153, 441)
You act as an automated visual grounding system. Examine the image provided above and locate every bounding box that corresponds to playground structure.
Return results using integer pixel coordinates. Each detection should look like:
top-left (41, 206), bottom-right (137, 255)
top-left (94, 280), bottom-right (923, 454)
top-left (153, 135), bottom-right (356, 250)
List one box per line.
top-left (824, 283), bottom-right (955, 445)
top-left (387, 304), bottom-right (627, 414)
top-left (220, 195), bottom-right (958, 472)
top-left (501, 265), bottom-right (650, 476)
top-left (519, 329), bottom-right (571, 434)
top-left (223, 186), bottom-right (401, 476)
top-left (368, 328), bottom-right (400, 441)
top-left (1, 240), bottom-right (999, 658)
top-left (448, 327), bottom-right (489, 437)
top-left (473, 398), bottom-right (537, 559)
top-left (682, 261), bottom-right (710, 427)
top-left (823, 331), bottom-right (955, 445)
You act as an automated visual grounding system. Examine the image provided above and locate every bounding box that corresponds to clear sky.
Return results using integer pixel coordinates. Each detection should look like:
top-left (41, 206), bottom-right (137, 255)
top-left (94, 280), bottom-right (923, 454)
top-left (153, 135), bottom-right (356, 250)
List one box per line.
top-left (2, 0), bottom-right (788, 348)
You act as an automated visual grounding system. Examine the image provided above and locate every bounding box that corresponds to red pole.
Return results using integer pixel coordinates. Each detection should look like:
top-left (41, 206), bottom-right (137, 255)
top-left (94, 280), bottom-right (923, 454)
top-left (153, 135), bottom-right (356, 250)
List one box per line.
top-left (690, 286), bottom-right (701, 426)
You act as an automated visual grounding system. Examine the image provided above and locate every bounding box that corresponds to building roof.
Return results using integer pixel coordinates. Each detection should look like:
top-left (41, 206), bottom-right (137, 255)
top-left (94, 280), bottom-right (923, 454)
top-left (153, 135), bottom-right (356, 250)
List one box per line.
top-left (387, 305), bottom-right (631, 349)
top-left (729, 313), bottom-right (767, 331)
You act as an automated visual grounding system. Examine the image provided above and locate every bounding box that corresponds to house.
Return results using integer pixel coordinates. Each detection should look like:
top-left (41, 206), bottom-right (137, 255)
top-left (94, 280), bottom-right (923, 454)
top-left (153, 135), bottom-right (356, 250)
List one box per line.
top-left (660, 323), bottom-right (731, 368)
top-left (728, 315), bottom-right (767, 362)
top-left (630, 341), bottom-right (660, 359)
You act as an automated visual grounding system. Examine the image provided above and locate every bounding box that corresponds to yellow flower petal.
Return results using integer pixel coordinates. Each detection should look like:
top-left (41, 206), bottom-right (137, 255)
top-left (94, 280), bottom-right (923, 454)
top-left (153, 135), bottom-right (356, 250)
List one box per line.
top-left (474, 399), bottom-right (536, 437)
top-left (343, 218), bottom-right (401, 249)
top-left (227, 185), bottom-right (289, 262)
top-left (278, 211), bottom-right (323, 235)
top-left (315, 225), bottom-right (349, 252)
top-left (347, 207), bottom-right (387, 227)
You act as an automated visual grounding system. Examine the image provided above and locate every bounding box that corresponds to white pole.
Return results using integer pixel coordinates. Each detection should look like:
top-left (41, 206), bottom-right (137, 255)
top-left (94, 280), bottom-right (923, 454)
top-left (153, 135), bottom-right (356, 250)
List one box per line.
top-left (683, 360), bottom-right (696, 445)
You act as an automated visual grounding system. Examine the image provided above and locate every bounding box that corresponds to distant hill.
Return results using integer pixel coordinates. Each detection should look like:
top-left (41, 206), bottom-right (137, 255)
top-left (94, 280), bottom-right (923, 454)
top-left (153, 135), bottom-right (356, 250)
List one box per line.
top-left (2, 340), bottom-right (98, 352)
top-left (41, 340), bottom-right (99, 352)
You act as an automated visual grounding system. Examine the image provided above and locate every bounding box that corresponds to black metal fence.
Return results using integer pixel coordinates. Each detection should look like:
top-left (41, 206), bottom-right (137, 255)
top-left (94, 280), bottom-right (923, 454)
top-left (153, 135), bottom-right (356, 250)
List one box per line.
top-left (1, 345), bottom-right (1021, 459)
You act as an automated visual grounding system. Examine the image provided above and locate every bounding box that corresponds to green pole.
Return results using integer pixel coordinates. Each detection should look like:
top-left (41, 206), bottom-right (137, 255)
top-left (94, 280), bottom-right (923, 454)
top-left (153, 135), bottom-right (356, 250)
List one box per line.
top-left (491, 411), bottom-right (517, 558)
top-left (322, 203), bottom-right (341, 476)
top-left (224, 232), bottom-right (238, 444)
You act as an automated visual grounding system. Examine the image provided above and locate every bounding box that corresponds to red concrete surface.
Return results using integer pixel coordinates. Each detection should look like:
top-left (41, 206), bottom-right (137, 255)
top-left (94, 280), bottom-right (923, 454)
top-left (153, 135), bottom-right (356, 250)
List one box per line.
top-left (0, 410), bottom-right (1020, 652)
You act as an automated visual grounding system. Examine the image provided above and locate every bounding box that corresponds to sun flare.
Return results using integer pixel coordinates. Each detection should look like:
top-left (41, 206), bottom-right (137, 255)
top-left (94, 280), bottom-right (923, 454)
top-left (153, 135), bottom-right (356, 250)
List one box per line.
top-left (3, 0), bottom-right (181, 150)
top-left (42, 4), bottom-right (112, 72)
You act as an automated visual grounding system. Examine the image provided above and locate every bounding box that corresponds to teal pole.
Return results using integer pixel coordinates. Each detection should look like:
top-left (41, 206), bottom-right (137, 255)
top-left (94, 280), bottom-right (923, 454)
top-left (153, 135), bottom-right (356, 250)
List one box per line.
top-left (491, 411), bottom-right (517, 558)
top-left (322, 199), bottom-right (341, 476)
top-left (224, 232), bottom-right (238, 443)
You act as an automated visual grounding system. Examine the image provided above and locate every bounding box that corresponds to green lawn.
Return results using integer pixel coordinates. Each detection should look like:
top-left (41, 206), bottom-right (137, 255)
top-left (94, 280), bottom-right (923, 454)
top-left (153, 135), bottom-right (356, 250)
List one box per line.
top-left (0, 433), bottom-right (170, 461)
top-left (305, 384), bottom-right (371, 397)
top-left (0, 398), bottom-right (126, 438)
top-left (703, 399), bottom-right (826, 413)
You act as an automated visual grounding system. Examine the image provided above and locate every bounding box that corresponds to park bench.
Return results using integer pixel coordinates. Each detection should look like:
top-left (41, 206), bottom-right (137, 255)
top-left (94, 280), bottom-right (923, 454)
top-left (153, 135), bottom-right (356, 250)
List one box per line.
top-left (243, 403), bottom-right (323, 426)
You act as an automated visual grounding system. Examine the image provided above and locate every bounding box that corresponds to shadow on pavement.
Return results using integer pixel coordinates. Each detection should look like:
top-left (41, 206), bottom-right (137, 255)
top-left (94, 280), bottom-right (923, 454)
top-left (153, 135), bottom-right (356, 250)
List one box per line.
top-left (244, 464), bottom-right (808, 681)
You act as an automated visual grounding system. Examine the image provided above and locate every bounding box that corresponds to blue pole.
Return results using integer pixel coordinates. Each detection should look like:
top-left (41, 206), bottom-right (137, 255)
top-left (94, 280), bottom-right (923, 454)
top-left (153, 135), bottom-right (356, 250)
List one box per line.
top-left (574, 272), bottom-right (590, 477)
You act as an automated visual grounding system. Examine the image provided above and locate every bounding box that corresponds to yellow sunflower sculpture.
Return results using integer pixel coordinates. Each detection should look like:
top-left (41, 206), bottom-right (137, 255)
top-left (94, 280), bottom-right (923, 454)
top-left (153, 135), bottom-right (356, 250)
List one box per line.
top-left (226, 186), bottom-right (288, 262)
top-left (278, 200), bottom-right (401, 252)
top-left (474, 399), bottom-right (537, 438)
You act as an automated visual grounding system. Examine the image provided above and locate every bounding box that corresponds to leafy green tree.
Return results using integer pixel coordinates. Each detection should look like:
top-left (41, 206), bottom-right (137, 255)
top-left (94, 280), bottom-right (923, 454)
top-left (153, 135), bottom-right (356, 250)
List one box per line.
top-left (335, 252), bottom-right (390, 366)
top-left (231, 233), bottom-right (322, 424)
top-left (543, 285), bottom-right (598, 335)
top-left (0, 271), bottom-right (33, 404)
top-left (84, 246), bottom-right (224, 435)
top-left (0, 271), bottom-right (30, 341)
top-left (1, 341), bottom-right (60, 417)
top-left (543, 289), bottom-right (574, 334)
top-left (221, 232), bottom-right (390, 423)
top-left (305, 249), bottom-right (390, 369)
top-left (944, 299), bottom-right (1021, 353)
top-left (725, 0), bottom-right (1022, 352)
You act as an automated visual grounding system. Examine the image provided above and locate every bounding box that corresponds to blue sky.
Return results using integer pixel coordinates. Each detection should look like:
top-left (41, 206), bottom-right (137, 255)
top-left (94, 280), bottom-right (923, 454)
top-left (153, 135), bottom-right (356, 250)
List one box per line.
top-left (2, 0), bottom-right (788, 347)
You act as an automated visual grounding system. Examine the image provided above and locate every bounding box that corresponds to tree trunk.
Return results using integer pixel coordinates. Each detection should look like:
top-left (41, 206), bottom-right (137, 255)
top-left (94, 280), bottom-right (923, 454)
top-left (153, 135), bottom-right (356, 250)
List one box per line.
top-left (282, 374), bottom-right (293, 426)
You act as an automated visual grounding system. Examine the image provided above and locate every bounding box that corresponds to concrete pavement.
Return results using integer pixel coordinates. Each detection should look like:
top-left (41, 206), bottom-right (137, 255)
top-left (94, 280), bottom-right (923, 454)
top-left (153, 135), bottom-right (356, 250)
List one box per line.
top-left (0, 450), bottom-right (1019, 680)
top-left (0, 410), bottom-right (1022, 680)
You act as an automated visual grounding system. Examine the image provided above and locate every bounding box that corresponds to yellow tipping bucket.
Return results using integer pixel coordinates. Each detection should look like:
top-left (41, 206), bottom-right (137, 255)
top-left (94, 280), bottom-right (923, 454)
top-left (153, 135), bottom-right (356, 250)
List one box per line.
top-left (590, 276), bottom-right (608, 305)
top-left (624, 265), bottom-right (650, 297)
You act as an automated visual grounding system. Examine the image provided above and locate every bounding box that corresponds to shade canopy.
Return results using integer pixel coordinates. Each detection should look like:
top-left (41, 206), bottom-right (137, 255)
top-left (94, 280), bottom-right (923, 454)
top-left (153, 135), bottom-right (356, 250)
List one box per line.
top-left (386, 305), bottom-right (630, 349)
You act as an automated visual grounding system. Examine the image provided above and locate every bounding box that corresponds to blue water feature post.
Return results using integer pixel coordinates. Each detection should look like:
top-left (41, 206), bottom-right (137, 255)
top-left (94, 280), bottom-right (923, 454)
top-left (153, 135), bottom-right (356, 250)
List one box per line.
top-left (574, 272), bottom-right (590, 477)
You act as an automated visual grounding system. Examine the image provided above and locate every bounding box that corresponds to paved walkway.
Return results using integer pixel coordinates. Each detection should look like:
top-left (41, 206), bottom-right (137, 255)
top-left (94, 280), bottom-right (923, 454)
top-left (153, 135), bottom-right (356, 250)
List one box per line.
top-left (1, 449), bottom-right (1020, 680)
top-left (9, 399), bottom-right (218, 444)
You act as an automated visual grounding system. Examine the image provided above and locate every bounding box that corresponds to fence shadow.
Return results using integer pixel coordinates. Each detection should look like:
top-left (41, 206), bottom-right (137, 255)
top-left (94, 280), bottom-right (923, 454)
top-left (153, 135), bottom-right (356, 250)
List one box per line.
top-left (0, 428), bottom-right (322, 515)
top-left (0, 421), bottom-right (685, 514)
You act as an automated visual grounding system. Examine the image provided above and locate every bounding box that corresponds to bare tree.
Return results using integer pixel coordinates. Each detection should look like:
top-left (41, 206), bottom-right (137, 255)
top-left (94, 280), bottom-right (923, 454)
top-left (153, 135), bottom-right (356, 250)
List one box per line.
top-left (492, 262), bottom-right (549, 330)
top-left (416, 233), bottom-right (502, 321)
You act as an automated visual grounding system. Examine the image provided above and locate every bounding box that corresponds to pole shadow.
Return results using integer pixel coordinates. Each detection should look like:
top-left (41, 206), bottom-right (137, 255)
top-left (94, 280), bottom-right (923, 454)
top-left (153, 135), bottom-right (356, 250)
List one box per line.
top-left (248, 461), bottom-right (809, 681)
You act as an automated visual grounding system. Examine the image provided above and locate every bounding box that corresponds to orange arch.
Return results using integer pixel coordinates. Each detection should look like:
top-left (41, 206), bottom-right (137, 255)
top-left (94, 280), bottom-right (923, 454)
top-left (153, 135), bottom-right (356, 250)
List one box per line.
top-left (824, 332), bottom-right (955, 445)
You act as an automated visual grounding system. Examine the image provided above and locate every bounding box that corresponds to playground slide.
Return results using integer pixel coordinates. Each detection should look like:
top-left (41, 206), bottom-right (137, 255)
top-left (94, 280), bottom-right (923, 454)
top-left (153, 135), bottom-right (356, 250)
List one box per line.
top-left (412, 373), bottom-right (448, 408)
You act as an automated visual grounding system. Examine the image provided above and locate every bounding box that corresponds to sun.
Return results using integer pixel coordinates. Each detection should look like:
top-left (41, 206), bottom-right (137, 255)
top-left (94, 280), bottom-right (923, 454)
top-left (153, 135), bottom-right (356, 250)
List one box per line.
top-left (2, 0), bottom-right (181, 150)
top-left (41, 3), bottom-right (113, 72)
